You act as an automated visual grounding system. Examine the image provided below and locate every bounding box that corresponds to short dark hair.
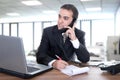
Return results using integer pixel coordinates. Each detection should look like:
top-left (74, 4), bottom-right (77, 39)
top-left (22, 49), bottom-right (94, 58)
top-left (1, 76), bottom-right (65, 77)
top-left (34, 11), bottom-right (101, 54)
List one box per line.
top-left (60, 4), bottom-right (78, 20)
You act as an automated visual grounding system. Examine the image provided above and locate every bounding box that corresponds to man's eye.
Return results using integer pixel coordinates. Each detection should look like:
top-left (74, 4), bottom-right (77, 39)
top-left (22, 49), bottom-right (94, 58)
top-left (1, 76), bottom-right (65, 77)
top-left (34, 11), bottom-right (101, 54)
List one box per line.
top-left (64, 16), bottom-right (69, 20)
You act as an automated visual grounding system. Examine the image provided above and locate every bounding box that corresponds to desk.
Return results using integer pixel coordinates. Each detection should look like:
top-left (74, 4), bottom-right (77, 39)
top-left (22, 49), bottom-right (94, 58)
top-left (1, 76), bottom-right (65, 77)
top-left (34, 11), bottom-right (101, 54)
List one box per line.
top-left (0, 66), bottom-right (120, 80)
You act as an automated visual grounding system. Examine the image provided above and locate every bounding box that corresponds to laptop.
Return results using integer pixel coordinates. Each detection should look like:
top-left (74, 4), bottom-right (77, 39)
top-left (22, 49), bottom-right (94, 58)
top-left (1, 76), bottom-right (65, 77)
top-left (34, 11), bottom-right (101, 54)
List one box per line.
top-left (0, 35), bottom-right (52, 79)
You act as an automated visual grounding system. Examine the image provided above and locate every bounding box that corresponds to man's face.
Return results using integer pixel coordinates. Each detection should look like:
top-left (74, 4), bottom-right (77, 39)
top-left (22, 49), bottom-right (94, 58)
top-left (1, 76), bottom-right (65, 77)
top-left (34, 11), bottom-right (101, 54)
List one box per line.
top-left (57, 8), bottom-right (73, 30)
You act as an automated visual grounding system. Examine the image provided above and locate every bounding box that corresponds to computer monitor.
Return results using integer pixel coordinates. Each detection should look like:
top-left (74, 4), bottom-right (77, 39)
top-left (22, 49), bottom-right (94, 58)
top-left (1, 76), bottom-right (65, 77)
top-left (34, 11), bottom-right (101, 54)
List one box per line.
top-left (106, 36), bottom-right (120, 61)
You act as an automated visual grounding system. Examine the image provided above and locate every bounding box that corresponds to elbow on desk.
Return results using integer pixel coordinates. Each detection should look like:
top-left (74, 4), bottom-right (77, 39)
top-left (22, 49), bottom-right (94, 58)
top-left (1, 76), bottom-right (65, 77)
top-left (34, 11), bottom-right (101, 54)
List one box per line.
top-left (81, 58), bottom-right (90, 63)
top-left (78, 56), bottom-right (90, 63)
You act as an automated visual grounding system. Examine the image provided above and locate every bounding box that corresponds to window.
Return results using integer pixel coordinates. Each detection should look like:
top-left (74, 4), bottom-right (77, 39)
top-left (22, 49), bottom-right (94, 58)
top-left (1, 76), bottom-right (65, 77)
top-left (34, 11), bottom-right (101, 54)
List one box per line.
top-left (34, 22), bottom-right (42, 50)
top-left (0, 24), bottom-right (2, 35)
top-left (11, 23), bottom-right (18, 37)
top-left (76, 20), bottom-right (80, 29)
top-left (92, 19), bottom-right (114, 47)
top-left (43, 21), bottom-right (52, 28)
top-left (3, 23), bottom-right (9, 36)
top-left (51, 21), bottom-right (57, 26)
top-left (81, 20), bottom-right (91, 46)
top-left (19, 22), bottom-right (33, 55)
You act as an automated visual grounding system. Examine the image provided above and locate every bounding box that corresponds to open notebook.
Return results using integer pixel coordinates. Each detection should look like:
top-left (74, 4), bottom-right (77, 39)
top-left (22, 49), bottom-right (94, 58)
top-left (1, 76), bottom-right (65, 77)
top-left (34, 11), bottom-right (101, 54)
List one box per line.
top-left (60, 65), bottom-right (89, 76)
top-left (0, 35), bottom-right (52, 79)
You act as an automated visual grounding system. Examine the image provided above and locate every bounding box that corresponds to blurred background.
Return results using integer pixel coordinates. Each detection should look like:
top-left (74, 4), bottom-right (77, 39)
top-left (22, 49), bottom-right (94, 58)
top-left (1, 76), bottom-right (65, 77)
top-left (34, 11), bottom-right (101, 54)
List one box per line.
top-left (0, 0), bottom-right (120, 61)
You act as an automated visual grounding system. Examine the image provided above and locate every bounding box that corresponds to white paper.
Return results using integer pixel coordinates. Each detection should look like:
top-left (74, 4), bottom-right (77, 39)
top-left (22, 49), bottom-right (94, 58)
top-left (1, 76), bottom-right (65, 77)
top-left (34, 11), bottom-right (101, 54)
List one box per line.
top-left (60, 65), bottom-right (89, 76)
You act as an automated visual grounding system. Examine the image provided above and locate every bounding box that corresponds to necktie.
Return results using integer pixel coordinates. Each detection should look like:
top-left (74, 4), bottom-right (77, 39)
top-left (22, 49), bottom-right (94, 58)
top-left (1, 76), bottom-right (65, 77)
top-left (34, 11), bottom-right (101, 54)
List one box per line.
top-left (62, 33), bottom-right (68, 43)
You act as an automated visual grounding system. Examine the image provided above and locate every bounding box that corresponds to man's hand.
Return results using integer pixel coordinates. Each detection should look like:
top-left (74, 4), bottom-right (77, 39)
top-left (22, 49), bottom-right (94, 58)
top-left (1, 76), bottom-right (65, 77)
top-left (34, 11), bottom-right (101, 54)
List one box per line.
top-left (65, 23), bottom-right (77, 40)
top-left (52, 60), bottom-right (69, 70)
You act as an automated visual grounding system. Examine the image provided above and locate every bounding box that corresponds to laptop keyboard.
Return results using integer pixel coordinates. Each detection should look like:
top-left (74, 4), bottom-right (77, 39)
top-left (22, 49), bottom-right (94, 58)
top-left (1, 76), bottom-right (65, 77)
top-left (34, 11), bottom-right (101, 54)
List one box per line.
top-left (27, 66), bottom-right (40, 72)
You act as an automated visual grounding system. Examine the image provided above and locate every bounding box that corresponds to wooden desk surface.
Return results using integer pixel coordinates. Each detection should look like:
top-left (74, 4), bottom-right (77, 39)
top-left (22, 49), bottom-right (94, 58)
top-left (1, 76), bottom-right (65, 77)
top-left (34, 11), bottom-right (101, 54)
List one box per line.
top-left (0, 66), bottom-right (120, 80)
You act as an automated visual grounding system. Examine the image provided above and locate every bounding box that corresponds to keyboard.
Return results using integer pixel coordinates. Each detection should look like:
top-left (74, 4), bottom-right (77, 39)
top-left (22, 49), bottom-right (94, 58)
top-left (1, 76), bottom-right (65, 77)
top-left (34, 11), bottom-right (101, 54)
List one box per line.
top-left (27, 66), bottom-right (40, 72)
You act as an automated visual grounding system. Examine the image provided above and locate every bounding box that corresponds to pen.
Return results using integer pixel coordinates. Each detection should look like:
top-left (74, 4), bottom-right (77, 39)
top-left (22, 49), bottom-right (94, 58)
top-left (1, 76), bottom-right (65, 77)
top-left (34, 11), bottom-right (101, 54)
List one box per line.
top-left (55, 55), bottom-right (62, 60)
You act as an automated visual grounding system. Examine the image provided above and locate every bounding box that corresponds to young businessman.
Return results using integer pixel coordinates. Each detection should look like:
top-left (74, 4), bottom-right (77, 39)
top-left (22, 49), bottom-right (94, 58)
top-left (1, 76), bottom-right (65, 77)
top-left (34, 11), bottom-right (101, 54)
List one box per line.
top-left (36, 4), bottom-right (90, 70)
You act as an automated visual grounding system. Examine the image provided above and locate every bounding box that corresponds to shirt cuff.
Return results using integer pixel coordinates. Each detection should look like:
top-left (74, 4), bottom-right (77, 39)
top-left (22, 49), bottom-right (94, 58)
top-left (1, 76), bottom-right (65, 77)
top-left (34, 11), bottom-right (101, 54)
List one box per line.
top-left (70, 38), bottom-right (80, 49)
top-left (48, 59), bottom-right (56, 67)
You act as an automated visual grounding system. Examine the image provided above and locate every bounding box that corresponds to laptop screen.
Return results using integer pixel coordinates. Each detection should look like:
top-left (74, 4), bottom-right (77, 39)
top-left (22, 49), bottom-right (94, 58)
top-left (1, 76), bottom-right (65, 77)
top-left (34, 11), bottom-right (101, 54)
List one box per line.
top-left (0, 35), bottom-right (28, 73)
top-left (0, 35), bottom-right (52, 78)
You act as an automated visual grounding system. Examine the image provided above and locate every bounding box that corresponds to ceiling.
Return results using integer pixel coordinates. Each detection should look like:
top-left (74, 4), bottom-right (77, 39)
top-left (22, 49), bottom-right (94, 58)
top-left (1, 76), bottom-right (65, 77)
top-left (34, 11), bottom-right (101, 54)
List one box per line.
top-left (0, 0), bottom-right (120, 20)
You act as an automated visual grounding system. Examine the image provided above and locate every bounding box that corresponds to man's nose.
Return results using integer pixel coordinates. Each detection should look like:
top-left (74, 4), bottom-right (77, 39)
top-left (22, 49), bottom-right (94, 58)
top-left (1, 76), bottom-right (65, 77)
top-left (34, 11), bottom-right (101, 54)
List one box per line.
top-left (59, 18), bottom-right (64, 23)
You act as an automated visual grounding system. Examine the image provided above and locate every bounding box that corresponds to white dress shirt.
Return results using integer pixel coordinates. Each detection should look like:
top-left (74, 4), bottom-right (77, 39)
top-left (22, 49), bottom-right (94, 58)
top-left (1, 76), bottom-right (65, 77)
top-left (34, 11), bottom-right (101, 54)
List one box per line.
top-left (48, 38), bottom-right (80, 67)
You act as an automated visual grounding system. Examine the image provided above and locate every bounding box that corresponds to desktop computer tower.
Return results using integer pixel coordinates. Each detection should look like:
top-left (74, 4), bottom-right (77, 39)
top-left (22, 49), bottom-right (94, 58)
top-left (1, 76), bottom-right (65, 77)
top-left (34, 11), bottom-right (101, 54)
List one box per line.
top-left (106, 36), bottom-right (120, 61)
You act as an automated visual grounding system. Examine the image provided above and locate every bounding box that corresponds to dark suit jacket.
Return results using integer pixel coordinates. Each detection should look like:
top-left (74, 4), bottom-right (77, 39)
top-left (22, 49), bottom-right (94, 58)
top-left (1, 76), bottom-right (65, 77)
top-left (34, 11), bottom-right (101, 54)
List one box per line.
top-left (36, 25), bottom-right (90, 65)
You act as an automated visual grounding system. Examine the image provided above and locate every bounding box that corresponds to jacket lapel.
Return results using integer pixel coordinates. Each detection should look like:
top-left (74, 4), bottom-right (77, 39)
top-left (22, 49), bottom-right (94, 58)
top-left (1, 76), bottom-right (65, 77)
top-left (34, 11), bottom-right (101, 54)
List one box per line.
top-left (52, 26), bottom-right (69, 60)
top-left (52, 26), bottom-right (64, 50)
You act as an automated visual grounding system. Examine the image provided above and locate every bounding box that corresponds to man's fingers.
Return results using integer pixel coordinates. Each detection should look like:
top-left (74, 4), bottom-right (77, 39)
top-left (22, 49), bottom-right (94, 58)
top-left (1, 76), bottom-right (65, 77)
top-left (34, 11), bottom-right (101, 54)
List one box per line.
top-left (52, 60), bottom-right (69, 70)
top-left (61, 60), bottom-right (69, 66)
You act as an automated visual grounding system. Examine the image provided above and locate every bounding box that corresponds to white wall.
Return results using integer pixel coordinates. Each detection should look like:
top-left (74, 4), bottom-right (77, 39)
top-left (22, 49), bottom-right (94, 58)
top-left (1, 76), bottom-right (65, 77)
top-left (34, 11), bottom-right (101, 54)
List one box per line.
top-left (116, 6), bottom-right (120, 36)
